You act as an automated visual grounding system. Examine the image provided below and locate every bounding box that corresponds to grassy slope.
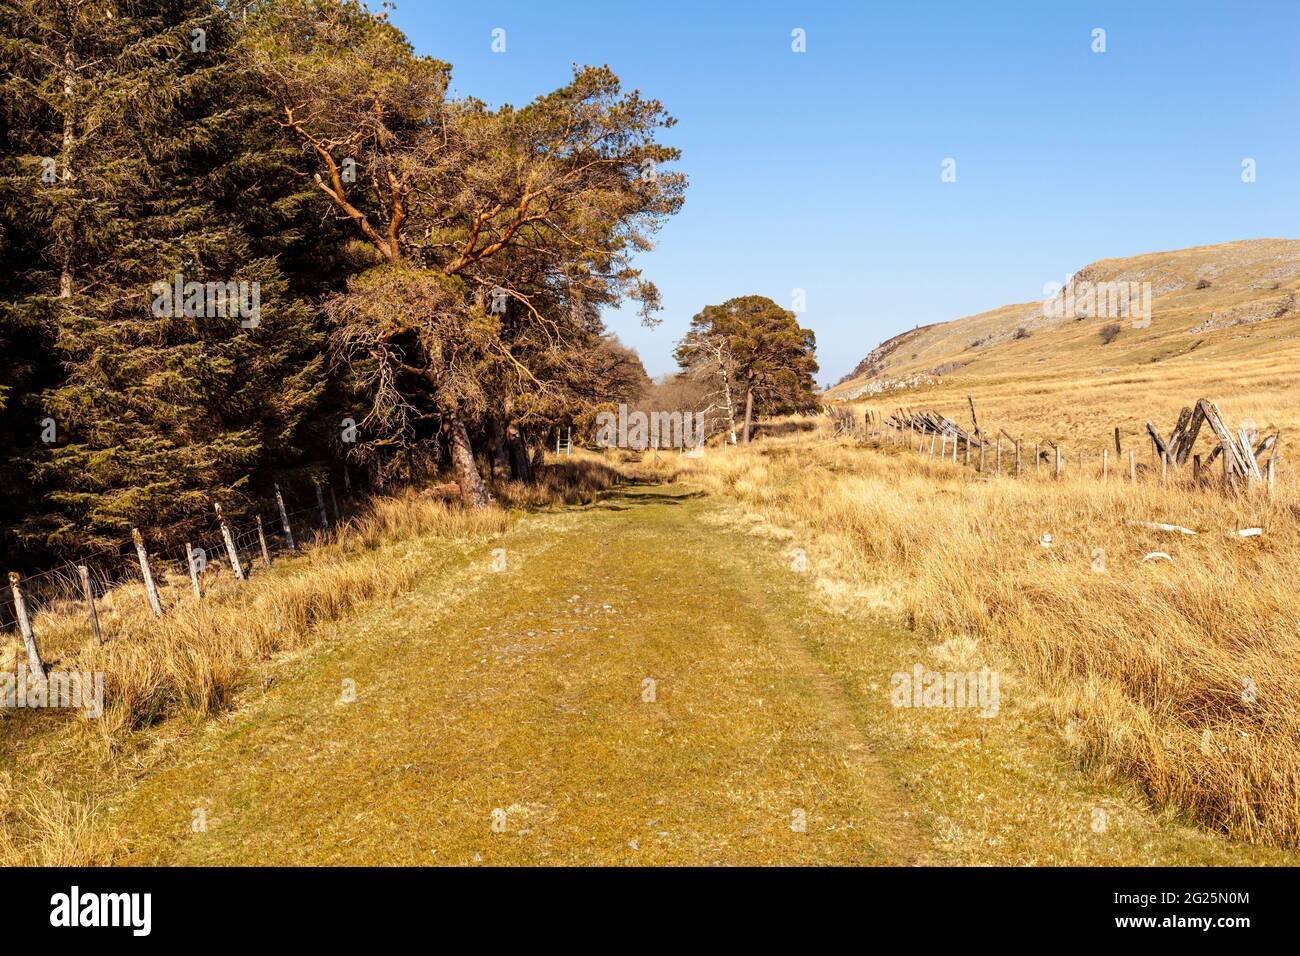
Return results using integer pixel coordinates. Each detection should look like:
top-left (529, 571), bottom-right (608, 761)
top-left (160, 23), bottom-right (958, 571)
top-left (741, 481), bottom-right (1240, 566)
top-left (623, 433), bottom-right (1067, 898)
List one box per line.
top-left (828, 239), bottom-right (1300, 448)
top-left (71, 480), bottom-right (1294, 865)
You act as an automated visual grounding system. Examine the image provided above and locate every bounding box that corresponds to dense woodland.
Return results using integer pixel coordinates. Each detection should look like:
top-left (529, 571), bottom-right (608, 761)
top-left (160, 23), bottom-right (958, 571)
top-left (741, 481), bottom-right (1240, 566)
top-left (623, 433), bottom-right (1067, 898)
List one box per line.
top-left (0, 0), bottom-right (816, 569)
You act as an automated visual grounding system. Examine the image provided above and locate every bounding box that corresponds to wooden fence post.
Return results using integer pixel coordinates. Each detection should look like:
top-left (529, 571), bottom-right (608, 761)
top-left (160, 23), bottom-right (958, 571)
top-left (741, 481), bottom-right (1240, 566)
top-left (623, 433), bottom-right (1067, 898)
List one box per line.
top-left (8, 572), bottom-right (46, 679)
top-left (1015, 441), bottom-right (1022, 477)
top-left (186, 543), bottom-right (202, 599)
top-left (275, 483), bottom-right (296, 552)
top-left (952, 435), bottom-right (958, 464)
top-left (1035, 443), bottom-right (1041, 476)
top-left (1161, 452), bottom-right (1169, 487)
top-left (1267, 457), bottom-right (1275, 497)
top-left (78, 565), bottom-right (103, 646)
top-left (343, 464), bottom-right (353, 494)
top-left (1129, 450), bottom-right (1136, 482)
top-left (256, 515), bottom-right (272, 568)
top-left (1193, 454), bottom-right (1202, 484)
top-left (215, 503), bottom-right (245, 581)
top-left (316, 484), bottom-right (329, 530)
top-left (133, 528), bottom-right (163, 617)
top-left (329, 486), bottom-right (341, 525)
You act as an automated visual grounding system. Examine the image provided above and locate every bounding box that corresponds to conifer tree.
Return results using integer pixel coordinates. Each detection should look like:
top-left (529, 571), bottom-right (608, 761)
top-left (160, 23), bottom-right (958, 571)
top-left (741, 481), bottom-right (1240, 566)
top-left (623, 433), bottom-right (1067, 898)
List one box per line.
top-left (1, 1), bottom-right (332, 553)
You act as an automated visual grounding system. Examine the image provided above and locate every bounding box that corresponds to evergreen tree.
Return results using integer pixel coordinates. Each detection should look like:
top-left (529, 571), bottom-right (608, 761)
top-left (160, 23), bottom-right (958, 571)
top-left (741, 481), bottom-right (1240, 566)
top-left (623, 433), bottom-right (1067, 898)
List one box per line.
top-left (675, 296), bottom-right (819, 443)
top-left (1, 1), bottom-right (332, 554)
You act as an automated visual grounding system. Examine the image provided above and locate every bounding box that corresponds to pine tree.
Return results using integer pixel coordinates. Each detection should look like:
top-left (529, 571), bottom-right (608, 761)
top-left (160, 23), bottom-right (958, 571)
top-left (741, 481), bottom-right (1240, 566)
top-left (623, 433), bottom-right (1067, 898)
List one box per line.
top-left (2, 1), bottom-right (333, 554)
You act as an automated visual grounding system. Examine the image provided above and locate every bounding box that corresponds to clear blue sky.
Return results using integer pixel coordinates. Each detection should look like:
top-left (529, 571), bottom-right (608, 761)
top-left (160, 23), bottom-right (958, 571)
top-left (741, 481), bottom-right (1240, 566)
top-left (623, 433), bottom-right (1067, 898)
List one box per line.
top-left (391, 0), bottom-right (1300, 386)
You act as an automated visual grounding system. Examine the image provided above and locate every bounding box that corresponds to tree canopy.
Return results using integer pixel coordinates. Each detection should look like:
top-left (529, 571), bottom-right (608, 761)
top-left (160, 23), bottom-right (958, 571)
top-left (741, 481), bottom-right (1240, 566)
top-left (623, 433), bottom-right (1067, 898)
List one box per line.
top-left (674, 295), bottom-right (819, 442)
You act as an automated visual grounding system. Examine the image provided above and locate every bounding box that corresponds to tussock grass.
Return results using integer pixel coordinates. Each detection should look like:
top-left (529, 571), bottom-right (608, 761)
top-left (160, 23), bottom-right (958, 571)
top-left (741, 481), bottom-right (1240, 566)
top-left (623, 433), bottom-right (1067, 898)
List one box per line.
top-left (0, 465), bottom-right (639, 865)
top-left (680, 426), bottom-right (1300, 848)
top-left (494, 452), bottom-right (636, 508)
top-left (3, 492), bottom-right (506, 738)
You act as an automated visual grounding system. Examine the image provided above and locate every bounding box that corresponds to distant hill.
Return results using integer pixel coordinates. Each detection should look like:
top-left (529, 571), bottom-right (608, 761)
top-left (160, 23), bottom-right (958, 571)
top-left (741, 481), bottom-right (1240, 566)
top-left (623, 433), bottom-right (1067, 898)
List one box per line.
top-left (828, 239), bottom-right (1300, 400)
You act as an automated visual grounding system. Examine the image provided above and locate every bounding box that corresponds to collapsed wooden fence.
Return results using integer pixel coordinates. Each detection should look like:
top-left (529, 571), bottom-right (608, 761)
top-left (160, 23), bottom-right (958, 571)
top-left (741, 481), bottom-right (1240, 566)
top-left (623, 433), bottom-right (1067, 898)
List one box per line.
top-left (838, 397), bottom-right (1280, 495)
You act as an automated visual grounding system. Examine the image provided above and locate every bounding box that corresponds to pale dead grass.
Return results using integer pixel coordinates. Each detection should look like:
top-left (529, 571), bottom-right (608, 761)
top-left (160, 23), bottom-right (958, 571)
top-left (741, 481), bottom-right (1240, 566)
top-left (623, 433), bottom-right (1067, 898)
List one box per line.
top-left (679, 425), bottom-right (1300, 848)
top-left (0, 460), bottom-right (644, 865)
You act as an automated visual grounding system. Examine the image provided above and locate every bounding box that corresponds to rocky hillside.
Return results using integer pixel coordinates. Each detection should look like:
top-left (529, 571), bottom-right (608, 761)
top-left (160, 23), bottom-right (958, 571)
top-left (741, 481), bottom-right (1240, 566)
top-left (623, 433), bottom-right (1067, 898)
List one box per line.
top-left (829, 239), bottom-right (1300, 400)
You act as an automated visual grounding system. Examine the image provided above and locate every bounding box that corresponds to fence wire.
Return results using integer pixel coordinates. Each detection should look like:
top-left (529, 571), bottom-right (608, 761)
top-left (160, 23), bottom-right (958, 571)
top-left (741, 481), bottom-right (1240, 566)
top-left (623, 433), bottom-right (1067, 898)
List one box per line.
top-left (1, 485), bottom-right (353, 637)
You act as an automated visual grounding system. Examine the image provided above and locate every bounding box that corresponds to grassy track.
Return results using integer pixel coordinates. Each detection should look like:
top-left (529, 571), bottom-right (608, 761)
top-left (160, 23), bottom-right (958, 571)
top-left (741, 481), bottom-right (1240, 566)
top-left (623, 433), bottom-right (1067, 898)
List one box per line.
top-left (100, 482), bottom-right (1293, 865)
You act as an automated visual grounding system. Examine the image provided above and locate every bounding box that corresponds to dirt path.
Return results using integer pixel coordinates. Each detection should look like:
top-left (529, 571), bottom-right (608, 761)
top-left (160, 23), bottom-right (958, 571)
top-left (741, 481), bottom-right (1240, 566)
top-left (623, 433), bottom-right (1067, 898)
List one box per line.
top-left (108, 484), bottom-right (928, 865)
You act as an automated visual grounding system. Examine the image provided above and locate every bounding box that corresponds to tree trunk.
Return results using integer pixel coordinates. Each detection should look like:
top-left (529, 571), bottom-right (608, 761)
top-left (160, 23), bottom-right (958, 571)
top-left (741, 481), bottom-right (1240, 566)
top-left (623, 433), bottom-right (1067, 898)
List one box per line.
top-left (487, 415), bottom-right (510, 480)
top-left (58, 17), bottom-right (78, 300)
top-left (507, 424), bottom-right (532, 482)
top-left (742, 386), bottom-right (754, 444)
top-left (446, 416), bottom-right (491, 508)
top-left (721, 364), bottom-right (738, 444)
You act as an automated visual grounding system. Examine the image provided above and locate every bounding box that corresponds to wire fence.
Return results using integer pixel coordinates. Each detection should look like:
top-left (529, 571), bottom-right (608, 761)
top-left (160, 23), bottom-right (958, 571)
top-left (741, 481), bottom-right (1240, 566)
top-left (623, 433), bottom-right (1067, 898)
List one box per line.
top-left (1, 481), bottom-right (352, 644)
top-left (839, 408), bottom-right (1284, 498)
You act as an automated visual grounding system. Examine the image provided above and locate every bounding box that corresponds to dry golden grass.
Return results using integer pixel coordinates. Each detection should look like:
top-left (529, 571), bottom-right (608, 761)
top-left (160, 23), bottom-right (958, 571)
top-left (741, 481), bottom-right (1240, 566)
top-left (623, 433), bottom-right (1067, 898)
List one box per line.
top-left (0, 459), bottom-right (645, 865)
top-left (1, 493), bottom-right (507, 740)
top-left (677, 425), bottom-right (1300, 849)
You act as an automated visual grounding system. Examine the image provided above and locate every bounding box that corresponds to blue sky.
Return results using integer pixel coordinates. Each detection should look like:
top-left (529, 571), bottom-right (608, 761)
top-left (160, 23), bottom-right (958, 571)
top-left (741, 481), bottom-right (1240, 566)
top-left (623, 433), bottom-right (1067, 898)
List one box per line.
top-left (391, 1), bottom-right (1300, 386)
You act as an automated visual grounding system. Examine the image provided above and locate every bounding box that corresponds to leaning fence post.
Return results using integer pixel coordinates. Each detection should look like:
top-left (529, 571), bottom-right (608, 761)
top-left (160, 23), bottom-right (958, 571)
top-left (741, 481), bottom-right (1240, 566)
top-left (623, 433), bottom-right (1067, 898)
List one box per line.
top-left (8, 572), bottom-right (46, 679)
top-left (78, 565), bottom-right (103, 646)
top-left (215, 503), bottom-right (245, 581)
top-left (316, 484), bottom-right (329, 530)
top-left (256, 515), bottom-right (272, 568)
top-left (1015, 441), bottom-right (1022, 477)
top-left (186, 543), bottom-right (202, 599)
top-left (133, 528), bottom-right (163, 617)
top-left (274, 483), bottom-right (296, 552)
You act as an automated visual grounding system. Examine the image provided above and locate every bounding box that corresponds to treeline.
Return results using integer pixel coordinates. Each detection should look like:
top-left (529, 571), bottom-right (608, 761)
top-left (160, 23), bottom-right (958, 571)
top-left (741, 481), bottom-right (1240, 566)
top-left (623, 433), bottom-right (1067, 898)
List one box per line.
top-left (0, 0), bottom-right (679, 567)
top-left (0, 0), bottom-right (816, 570)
